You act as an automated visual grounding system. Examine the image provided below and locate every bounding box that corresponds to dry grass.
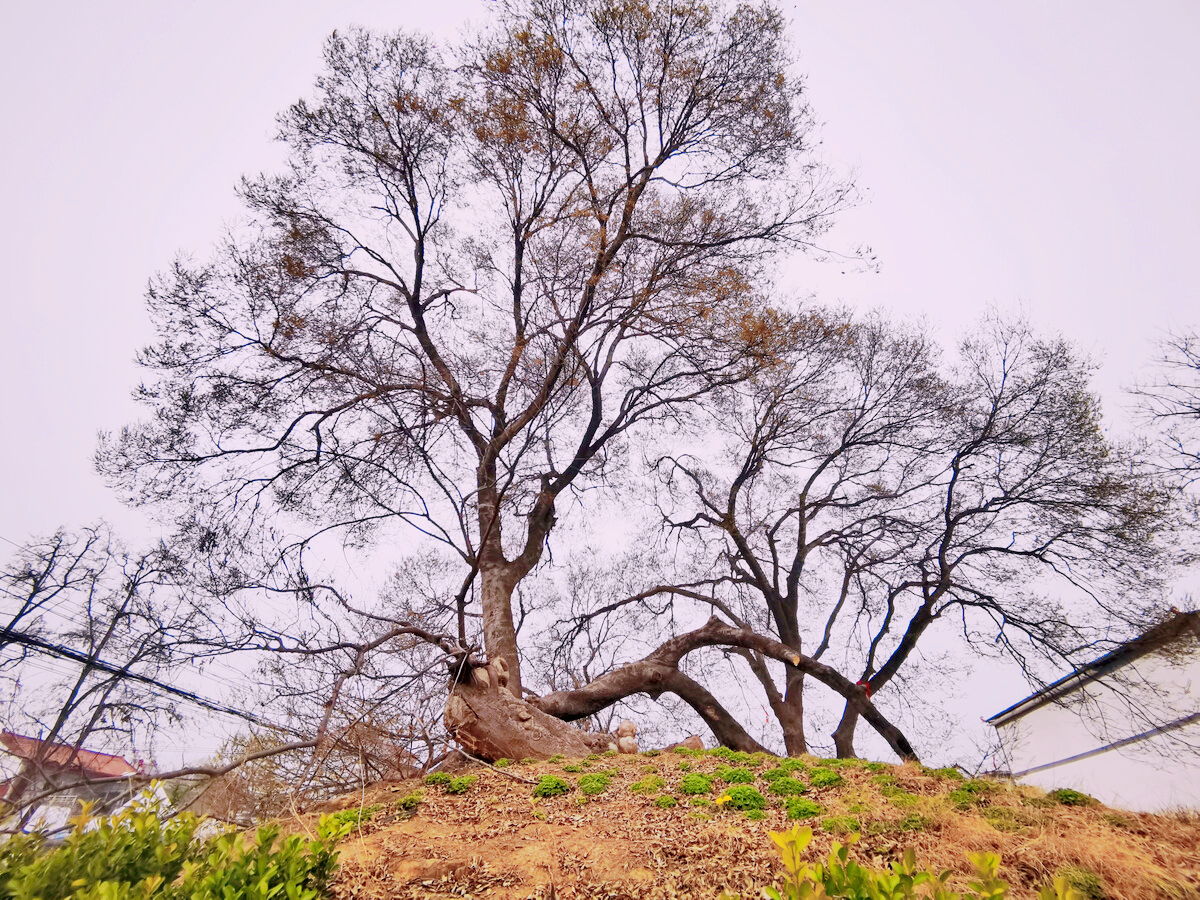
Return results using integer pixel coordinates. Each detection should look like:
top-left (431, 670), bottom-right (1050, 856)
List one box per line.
top-left (300, 751), bottom-right (1200, 899)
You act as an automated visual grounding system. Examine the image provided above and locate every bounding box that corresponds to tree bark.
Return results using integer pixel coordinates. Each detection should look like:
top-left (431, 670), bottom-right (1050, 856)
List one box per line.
top-left (479, 566), bottom-right (523, 698)
top-left (779, 668), bottom-right (808, 756)
top-left (533, 617), bottom-right (919, 762)
top-left (832, 704), bottom-right (859, 758)
top-left (444, 659), bottom-right (614, 761)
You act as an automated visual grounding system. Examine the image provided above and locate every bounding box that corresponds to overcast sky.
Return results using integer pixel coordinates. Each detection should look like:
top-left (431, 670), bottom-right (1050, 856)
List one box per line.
top-left (1, 1), bottom-right (1197, 761)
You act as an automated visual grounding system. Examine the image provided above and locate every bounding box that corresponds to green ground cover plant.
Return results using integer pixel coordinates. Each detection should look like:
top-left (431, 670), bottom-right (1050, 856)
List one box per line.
top-left (532, 775), bottom-right (572, 798)
top-left (785, 798), bottom-right (822, 820)
top-left (808, 769), bottom-right (844, 789)
top-left (1048, 789), bottom-right (1098, 808)
top-left (768, 777), bottom-right (809, 797)
top-left (715, 766), bottom-right (755, 784)
top-left (577, 773), bottom-right (612, 796)
top-left (719, 785), bottom-right (767, 812)
top-left (444, 775), bottom-right (478, 794)
top-left (679, 773), bottom-right (714, 795)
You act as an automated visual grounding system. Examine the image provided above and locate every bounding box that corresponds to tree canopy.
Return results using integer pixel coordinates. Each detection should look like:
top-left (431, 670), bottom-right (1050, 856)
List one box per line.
top-left (85, 0), bottom-right (1177, 771)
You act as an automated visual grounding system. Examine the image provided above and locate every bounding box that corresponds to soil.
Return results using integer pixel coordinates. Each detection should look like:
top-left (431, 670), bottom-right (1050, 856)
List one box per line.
top-left (313, 751), bottom-right (1200, 899)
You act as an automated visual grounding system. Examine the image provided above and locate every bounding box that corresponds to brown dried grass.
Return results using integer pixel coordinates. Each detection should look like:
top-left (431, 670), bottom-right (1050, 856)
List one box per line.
top-left (302, 752), bottom-right (1199, 899)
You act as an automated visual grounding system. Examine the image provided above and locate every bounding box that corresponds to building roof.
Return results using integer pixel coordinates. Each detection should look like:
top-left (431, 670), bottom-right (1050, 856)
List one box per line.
top-left (986, 610), bottom-right (1200, 728)
top-left (0, 732), bottom-right (137, 780)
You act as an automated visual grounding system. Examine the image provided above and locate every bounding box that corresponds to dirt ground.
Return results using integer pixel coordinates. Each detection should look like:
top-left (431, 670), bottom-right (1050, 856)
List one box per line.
top-left (314, 752), bottom-right (1200, 899)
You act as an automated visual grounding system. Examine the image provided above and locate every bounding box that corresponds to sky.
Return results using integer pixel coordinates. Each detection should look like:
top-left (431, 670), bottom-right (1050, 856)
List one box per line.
top-left (1, 1), bottom-right (1198, 765)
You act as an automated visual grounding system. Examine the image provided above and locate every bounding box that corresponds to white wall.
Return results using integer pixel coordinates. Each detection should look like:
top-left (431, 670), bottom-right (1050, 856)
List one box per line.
top-left (996, 639), bottom-right (1200, 812)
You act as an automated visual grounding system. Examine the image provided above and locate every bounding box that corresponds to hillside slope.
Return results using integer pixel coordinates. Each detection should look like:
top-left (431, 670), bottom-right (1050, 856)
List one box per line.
top-left (317, 749), bottom-right (1199, 899)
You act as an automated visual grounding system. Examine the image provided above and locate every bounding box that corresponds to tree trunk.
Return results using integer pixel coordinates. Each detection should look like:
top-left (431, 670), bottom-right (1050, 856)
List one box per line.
top-left (479, 566), bottom-right (523, 697)
top-left (444, 659), bottom-right (614, 761)
top-left (779, 667), bottom-right (807, 756)
top-left (832, 703), bottom-right (859, 758)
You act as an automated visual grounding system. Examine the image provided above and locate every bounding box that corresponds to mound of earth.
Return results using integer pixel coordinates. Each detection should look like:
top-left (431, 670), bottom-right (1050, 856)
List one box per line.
top-left (313, 749), bottom-right (1200, 899)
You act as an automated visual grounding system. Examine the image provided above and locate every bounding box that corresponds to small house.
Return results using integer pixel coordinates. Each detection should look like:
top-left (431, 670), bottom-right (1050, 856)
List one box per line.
top-left (987, 611), bottom-right (1200, 811)
top-left (0, 731), bottom-right (153, 835)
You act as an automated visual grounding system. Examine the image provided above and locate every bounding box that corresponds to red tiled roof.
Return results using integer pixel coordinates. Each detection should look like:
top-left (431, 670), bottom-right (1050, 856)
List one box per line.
top-left (0, 732), bottom-right (136, 779)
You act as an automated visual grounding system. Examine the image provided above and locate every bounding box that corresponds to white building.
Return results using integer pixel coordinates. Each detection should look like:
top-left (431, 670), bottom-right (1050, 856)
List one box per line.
top-left (987, 611), bottom-right (1200, 812)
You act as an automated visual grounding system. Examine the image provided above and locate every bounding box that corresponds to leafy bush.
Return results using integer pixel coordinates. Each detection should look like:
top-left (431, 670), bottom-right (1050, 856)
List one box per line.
top-left (879, 784), bottom-right (919, 807)
top-left (715, 766), bottom-right (755, 784)
top-left (532, 775), bottom-right (572, 798)
top-left (768, 777), bottom-right (809, 797)
top-left (521, 757), bottom-right (538, 765)
top-left (577, 773), bottom-right (612, 796)
top-left (547, 754), bottom-right (565, 763)
top-left (785, 797), bottom-right (822, 820)
top-left (744, 809), bottom-right (767, 821)
top-left (493, 758), bottom-right (512, 767)
top-left (808, 768), bottom-right (843, 789)
top-left (562, 763), bottom-right (586, 773)
top-left (640, 749), bottom-right (661, 757)
top-left (654, 795), bottom-right (678, 809)
top-left (327, 803), bottom-right (381, 829)
top-left (719, 785), bottom-right (767, 812)
top-left (732, 826), bottom-right (1016, 900)
top-left (678, 773), bottom-right (714, 795)
top-left (445, 775), bottom-right (478, 794)
top-left (629, 775), bottom-right (666, 794)
top-left (423, 772), bottom-right (452, 787)
top-left (0, 799), bottom-right (345, 900)
top-left (1048, 788), bottom-right (1098, 808)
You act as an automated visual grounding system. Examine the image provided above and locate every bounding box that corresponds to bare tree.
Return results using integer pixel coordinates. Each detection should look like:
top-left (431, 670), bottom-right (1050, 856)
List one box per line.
top-left (639, 312), bottom-right (1170, 758)
top-left (0, 526), bottom-right (203, 820)
top-left (1132, 328), bottom-right (1200, 488)
top-left (100, 0), bottom-right (932, 759)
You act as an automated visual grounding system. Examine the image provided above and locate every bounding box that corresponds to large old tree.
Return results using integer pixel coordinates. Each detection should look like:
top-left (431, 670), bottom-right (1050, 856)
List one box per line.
top-left (105, 0), bottom-right (921, 759)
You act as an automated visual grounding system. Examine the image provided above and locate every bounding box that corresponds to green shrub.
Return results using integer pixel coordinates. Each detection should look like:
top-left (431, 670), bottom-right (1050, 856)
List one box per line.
top-left (327, 803), bottom-right (381, 828)
top-left (715, 766), bottom-right (755, 784)
top-left (654, 795), bottom-right (677, 809)
top-left (641, 749), bottom-right (661, 757)
top-left (720, 785), bottom-right (767, 811)
top-left (679, 773), bottom-right (713, 795)
top-left (630, 775), bottom-right (666, 794)
top-left (493, 758), bottom-right (511, 767)
top-left (424, 771), bottom-right (452, 787)
top-left (577, 773), bottom-right (612, 796)
top-left (640, 764), bottom-right (658, 773)
top-left (445, 775), bottom-right (478, 794)
top-left (1048, 788), bottom-right (1098, 808)
top-left (520, 757), bottom-right (538, 765)
top-left (785, 797), bottom-right (822, 820)
top-left (533, 775), bottom-right (572, 798)
top-left (562, 763), bottom-right (586, 773)
top-left (603, 749), bottom-right (618, 757)
top-left (741, 824), bottom-right (1072, 900)
top-left (0, 799), bottom-right (344, 900)
top-left (744, 809), bottom-right (767, 821)
top-left (548, 754), bottom-right (565, 763)
top-left (768, 777), bottom-right (809, 797)
top-left (808, 768), bottom-right (843, 789)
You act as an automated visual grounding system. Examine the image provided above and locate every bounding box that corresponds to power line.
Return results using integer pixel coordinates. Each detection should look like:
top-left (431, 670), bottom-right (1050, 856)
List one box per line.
top-left (0, 627), bottom-right (297, 736)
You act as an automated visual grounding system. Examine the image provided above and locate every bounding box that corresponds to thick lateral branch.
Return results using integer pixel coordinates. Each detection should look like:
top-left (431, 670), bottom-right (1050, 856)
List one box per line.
top-left (532, 616), bottom-right (918, 761)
